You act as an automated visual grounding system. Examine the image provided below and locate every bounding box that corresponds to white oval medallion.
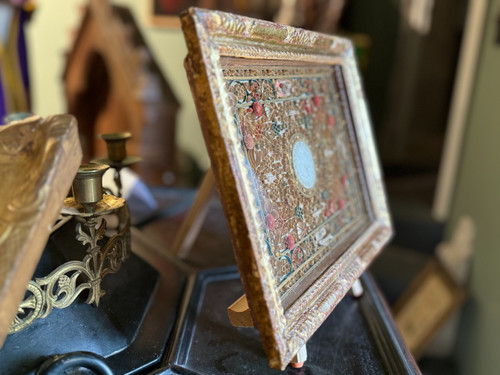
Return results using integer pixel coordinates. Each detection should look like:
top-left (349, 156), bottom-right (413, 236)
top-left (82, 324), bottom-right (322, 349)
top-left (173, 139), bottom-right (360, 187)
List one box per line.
top-left (292, 140), bottom-right (316, 189)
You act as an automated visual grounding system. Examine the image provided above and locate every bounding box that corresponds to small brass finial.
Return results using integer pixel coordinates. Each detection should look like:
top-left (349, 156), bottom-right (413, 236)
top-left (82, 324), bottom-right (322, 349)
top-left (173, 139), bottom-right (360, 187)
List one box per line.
top-left (101, 132), bottom-right (132, 162)
top-left (72, 163), bottom-right (109, 213)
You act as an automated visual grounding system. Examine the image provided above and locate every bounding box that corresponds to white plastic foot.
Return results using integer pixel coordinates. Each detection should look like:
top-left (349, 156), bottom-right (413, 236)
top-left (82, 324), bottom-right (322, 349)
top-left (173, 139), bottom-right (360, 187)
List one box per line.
top-left (291, 344), bottom-right (307, 368)
top-left (351, 278), bottom-right (364, 298)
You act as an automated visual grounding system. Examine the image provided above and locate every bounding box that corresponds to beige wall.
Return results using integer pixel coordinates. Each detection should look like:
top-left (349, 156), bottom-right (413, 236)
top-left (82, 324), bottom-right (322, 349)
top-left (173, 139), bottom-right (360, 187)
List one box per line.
top-left (450, 0), bottom-right (500, 373)
top-left (25, 0), bottom-right (209, 170)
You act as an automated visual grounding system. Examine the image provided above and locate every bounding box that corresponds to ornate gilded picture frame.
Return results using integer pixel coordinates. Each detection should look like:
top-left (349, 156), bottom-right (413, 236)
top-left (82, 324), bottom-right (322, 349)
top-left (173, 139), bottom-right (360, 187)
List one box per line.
top-left (181, 8), bottom-right (392, 369)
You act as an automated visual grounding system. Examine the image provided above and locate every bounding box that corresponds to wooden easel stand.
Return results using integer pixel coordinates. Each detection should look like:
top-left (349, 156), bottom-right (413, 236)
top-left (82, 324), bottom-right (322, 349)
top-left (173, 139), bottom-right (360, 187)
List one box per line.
top-left (171, 167), bottom-right (365, 368)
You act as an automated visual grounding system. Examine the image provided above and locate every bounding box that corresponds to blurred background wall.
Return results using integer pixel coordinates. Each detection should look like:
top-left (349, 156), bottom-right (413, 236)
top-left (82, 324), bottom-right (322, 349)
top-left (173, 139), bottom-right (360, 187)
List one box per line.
top-left (25, 0), bottom-right (210, 170)
top-left (450, 0), bottom-right (500, 373)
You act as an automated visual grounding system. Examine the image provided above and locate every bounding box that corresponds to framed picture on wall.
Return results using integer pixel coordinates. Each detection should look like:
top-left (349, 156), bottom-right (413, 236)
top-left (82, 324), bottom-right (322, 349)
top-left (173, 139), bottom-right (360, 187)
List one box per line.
top-left (181, 8), bottom-right (393, 369)
top-left (148, 1), bottom-right (281, 28)
top-left (148, 0), bottom-right (204, 28)
top-left (394, 259), bottom-right (466, 359)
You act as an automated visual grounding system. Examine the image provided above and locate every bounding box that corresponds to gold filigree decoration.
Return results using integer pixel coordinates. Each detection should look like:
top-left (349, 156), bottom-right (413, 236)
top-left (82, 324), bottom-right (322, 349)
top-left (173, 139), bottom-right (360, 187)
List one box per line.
top-left (9, 206), bottom-right (130, 334)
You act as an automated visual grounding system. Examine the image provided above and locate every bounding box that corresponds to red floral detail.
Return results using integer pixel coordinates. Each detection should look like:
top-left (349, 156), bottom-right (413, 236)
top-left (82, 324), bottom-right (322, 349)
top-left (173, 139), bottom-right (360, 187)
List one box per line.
top-left (292, 247), bottom-right (305, 268)
top-left (341, 174), bottom-right (348, 187)
top-left (253, 101), bottom-right (263, 117)
top-left (338, 198), bottom-right (346, 210)
top-left (266, 214), bottom-right (275, 230)
top-left (313, 94), bottom-right (321, 107)
top-left (328, 115), bottom-right (336, 127)
top-left (244, 134), bottom-right (255, 149)
top-left (324, 199), bottom-right (335, 217)
top-left (276, 82), bottom-right (284, 97)
top-left (253, 122), bottom-right (264, 141)
top-left (302, 100), bottom-right (312, 114)
top-left (276, 80), bottom-right (291, 97)
top-left (250, 82), bottom-right (259, 91)
top-left (285, 234), bottom-right (295, 250)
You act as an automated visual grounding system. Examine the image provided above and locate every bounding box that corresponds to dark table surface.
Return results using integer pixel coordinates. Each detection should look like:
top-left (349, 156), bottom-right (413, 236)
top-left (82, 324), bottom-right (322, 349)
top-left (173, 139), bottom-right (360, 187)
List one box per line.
top-left (0, 188), bottom-right (421, 375)
top-left (139, 188), bottom-right (420, 375)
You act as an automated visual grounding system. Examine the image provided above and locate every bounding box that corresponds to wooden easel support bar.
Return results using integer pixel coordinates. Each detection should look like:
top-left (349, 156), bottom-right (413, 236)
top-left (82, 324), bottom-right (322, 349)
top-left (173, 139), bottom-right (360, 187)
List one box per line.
top-left (227, 294), bottom-right (309, 368)
top-left (175, 165), bottom-right (362, 367)
top-left (227, 294), bottom-right (254, 327)
top-left (171, 168), bottom-right (216, 258)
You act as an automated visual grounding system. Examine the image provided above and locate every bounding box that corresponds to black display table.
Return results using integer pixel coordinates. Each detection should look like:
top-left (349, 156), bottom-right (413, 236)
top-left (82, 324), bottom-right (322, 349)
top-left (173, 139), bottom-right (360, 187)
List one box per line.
top-left (0, 190), bottom-right (419, 374)
top-left (154, 267), bottom-right (419, 375)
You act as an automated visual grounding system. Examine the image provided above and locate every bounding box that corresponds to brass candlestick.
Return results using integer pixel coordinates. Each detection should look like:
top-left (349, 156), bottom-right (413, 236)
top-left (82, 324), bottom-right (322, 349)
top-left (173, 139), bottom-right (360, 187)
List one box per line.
top-left (72, 163), bottom-right (109, 213)
top-left (101, 132), bottom-right (131, 162)
top-left (10, 164), bottom-right (130, 334)
top-left (92, 132), bottom-right (142, 197)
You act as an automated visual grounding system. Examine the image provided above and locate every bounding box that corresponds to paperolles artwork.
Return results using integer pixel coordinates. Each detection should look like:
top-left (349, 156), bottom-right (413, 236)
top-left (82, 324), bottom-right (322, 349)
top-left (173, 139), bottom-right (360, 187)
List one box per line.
top-left (181, 8), bottom-right (392, 369)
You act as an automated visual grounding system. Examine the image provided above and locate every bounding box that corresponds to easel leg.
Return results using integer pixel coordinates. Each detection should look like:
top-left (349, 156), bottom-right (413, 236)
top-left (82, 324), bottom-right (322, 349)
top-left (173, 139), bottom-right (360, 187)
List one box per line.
top-left (172, 168), bottom-right (216, 258)
top-left (291, 344), bottom-right (307, 368)
top-left (351, 278), bottom-right (364, 298)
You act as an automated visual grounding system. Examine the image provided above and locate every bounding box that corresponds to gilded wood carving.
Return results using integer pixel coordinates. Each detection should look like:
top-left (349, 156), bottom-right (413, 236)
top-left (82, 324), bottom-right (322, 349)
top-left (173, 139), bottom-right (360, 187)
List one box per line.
top-left (0, 115), bottom-right (82, 346)
top-left (181, 8), bottom-right (392, 369)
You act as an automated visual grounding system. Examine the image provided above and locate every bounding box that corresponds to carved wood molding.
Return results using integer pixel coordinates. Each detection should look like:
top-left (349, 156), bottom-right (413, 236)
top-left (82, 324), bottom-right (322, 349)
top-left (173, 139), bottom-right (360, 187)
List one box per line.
top-left (0, 115), bottom-right (82, 345)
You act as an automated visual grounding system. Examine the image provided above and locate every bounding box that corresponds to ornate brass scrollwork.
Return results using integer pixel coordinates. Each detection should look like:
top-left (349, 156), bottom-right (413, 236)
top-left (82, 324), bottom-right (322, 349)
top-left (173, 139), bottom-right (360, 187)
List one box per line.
top-left (9, 205), bottom-right (130, 334)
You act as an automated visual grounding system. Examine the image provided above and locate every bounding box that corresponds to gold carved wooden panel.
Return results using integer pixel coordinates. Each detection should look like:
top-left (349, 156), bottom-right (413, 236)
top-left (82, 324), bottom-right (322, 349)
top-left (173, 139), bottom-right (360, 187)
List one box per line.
top-left (0, 115), bottom-right (82, 346)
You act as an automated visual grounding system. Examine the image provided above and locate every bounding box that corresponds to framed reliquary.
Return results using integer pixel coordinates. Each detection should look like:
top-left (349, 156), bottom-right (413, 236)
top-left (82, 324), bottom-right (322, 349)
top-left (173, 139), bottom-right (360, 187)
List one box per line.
top-left (181, 8), bottom-right (392, 370)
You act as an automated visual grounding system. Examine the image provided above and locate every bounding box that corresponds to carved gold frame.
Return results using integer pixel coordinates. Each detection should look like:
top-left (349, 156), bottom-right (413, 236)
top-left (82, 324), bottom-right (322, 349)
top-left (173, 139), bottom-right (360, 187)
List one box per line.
top-left (181, 8), bottom-right (392, 370)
